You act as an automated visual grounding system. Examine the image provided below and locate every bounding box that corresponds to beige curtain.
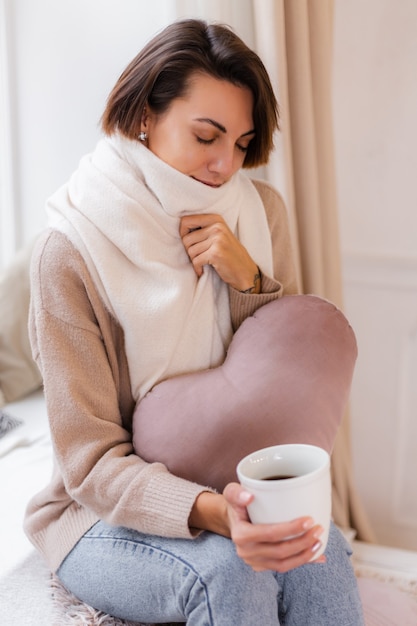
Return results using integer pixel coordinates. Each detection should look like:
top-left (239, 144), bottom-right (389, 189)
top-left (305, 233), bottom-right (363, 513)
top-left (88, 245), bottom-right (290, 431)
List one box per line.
top-left (252, 0), bottom-right (375, 541)
top-left (175, 0), bottom-right (374, 541)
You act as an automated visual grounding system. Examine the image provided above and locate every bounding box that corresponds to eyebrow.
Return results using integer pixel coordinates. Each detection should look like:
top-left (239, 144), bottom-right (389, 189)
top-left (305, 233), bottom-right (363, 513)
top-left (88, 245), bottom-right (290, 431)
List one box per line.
top-left (194, 117), bottom-right (256, 138)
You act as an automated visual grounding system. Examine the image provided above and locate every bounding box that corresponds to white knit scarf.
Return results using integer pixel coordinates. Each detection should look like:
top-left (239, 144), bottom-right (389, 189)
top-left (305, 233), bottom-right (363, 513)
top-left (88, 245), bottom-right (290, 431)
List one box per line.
top-left (46, 134), bottom-right (273, 401)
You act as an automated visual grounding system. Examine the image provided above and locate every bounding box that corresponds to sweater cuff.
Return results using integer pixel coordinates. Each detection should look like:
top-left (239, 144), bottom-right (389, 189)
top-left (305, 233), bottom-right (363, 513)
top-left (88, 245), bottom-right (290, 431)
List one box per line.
top-left (229, 273), bottom-right (283, 331)
top-left (140, 465), bottom-right (215, 538)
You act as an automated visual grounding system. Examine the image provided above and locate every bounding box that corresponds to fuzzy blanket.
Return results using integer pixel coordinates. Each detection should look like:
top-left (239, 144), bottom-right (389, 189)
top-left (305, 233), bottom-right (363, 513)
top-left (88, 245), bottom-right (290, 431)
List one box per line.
top-left (50, 574), bottom-right (178, 625)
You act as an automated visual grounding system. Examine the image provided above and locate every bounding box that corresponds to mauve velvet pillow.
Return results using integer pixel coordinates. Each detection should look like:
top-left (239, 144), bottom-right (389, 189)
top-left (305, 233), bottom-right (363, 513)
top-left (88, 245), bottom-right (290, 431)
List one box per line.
top-left (132, 295), bottom-right (357, 492)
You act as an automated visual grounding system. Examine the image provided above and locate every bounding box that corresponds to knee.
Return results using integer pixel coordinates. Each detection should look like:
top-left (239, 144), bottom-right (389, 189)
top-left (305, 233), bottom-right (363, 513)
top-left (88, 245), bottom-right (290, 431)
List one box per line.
top-left (325, 522), bottom-right (354, 564)
top-left (189, 534), bottom-right (277, 600)
top-left (183, 537), bottom-right (278, 624)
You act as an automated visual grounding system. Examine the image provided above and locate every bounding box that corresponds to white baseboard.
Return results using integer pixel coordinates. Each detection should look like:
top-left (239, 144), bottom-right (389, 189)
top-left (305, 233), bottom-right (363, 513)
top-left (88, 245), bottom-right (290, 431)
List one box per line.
top-left (353, 539), bottom-right (417, 583)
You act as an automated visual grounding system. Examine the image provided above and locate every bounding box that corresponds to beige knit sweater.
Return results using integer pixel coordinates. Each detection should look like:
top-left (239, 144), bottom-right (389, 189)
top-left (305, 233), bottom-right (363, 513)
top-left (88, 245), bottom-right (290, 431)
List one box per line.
top-left (24, 179), bottom-right (298, 572)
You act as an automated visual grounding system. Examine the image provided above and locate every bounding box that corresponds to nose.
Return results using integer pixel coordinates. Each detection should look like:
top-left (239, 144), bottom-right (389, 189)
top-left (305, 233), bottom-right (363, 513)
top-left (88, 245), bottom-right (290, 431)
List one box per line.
top-left (207, 146), bottom-right (239, 180)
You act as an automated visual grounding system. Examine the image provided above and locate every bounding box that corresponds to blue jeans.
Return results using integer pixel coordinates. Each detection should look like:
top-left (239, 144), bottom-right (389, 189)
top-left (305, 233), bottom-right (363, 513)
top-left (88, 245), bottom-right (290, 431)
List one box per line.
top-left (57, 521), bottom-right (364, 625)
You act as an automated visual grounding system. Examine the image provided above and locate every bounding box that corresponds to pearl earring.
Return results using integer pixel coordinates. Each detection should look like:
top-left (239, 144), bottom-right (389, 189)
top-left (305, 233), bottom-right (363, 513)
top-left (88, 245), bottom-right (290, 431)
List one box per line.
top-left (139, 131), bottom-right (148, 142)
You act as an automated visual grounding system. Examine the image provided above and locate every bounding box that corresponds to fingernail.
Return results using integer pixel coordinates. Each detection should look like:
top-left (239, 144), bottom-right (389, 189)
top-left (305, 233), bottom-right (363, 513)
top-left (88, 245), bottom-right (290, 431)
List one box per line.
top-left (313, 526), bottom-right (324, 539)
top-left (311, 540), bottom-right (322, 553)
top-left (238, 491), bottom-right (252, 504)
top-left (302, 518), bottom-right (315, 530)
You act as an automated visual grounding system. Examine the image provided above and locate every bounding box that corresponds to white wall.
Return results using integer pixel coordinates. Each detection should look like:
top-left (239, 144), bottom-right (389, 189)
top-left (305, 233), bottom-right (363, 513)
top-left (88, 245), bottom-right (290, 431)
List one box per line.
top-left (0, 0), bottom-right (260, 266)
top-left (333, 0), bottom-right (417, 549)
top-left (334, 0), bottom-right (417, 258)
top-left (0, 0), bottom-right (177, 264)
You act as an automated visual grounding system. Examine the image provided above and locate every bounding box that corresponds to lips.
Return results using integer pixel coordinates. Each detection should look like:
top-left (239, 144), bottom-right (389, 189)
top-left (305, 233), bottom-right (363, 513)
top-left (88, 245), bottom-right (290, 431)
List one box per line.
top-left (191, 176), bottom-right (222, 188)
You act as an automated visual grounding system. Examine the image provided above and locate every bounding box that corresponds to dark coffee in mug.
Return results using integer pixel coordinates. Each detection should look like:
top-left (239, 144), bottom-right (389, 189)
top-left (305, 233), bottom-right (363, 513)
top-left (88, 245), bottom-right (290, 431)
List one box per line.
top-left (261, 474), bottom-right (298, 481)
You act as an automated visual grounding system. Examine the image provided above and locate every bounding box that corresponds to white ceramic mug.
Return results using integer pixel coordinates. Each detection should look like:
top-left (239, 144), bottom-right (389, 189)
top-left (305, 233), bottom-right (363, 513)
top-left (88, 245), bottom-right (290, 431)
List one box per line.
top-left (236, 443), bottom-right (331, 559)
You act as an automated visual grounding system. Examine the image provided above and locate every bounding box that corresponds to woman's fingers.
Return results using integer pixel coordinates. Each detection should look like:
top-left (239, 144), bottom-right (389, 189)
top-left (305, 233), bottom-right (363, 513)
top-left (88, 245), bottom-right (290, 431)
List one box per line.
top-left (234, 523), bottom-right (325, 571)
top-left (179, 213), bottom-right (218, 238)
top-left (179, 214), bottom-right (259, 290)
top-left (223, 482), bottom-right (326, 573)
top-left (180, 215), bottom-right (228, 275)
top-left (234, 523), bottom-right (326, 573)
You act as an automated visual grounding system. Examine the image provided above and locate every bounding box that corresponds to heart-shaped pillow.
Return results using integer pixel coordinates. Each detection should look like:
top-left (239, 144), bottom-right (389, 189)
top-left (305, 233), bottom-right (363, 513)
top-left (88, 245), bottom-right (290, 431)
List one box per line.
top-left (132, 295), bottom-right (357, 492)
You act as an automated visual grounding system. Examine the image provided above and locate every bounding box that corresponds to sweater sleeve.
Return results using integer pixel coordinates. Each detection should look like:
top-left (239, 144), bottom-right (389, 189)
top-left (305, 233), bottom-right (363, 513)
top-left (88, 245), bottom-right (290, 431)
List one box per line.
top-left (229, 179), bottom-right (299, 330)
top-left (29, 231), bottom-right (209, 541)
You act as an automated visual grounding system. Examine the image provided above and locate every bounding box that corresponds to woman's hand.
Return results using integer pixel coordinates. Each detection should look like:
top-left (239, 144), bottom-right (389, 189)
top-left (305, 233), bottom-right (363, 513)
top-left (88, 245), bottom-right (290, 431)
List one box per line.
top-left (179, 214), bottom-right (260, 293)
top-left (189, 484), bottom-right (326, 573)
top-left (223, 482), bottom-right (326, 573)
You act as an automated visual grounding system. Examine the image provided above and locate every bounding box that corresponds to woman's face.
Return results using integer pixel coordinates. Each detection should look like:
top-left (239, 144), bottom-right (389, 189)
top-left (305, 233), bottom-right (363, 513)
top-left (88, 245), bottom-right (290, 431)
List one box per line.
top-left (142, 73), bottom-right (255, 187)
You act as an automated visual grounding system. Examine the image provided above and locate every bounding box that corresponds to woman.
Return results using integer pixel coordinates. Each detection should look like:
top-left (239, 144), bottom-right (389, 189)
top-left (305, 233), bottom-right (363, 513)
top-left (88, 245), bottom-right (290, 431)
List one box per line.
top-left (25, 19), bottom-right (364, 625)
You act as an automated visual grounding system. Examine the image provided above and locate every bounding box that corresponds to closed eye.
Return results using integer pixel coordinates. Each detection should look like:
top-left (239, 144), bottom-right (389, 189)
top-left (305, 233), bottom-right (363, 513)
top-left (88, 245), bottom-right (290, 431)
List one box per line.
top-left (197, 136), bottom-right (250, 153)
top-left (196, 137), bottom-right (215, 145)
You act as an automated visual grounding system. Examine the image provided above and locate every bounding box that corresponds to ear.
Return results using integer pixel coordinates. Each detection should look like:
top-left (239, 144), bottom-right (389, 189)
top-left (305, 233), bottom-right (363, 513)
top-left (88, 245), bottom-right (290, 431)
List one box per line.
top-left (141, 106), bottom-right (151, 133)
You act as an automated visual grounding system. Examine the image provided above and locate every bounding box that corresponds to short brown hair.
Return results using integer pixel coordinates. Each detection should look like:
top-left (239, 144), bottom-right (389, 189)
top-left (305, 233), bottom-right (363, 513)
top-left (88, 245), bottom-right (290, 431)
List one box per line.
top-left (101, 19), bottom-right (279, 168)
